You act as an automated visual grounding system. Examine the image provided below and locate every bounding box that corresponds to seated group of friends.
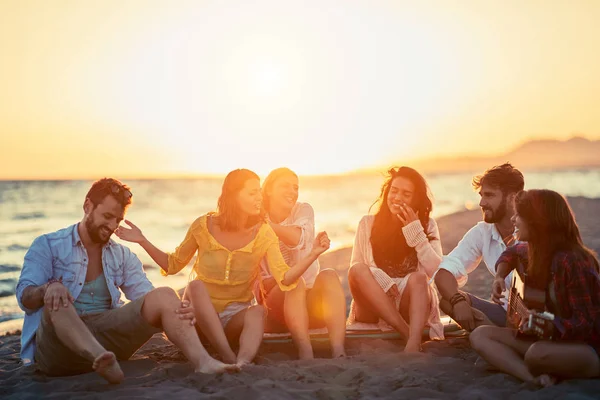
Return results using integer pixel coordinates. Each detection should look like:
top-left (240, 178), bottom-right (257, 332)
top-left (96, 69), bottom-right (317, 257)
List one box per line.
top-left (15, 163), bottom-right (600, 387)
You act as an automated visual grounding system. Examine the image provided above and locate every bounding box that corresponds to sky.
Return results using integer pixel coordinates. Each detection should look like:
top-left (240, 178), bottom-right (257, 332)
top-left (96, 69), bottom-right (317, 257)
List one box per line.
top-left (1, 0), bottom-right (600, 179)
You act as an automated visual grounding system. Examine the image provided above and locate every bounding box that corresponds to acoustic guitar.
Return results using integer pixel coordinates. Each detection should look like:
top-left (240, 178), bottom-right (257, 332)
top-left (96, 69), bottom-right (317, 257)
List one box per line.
top-left (507, 268), bottom-right (554, 340)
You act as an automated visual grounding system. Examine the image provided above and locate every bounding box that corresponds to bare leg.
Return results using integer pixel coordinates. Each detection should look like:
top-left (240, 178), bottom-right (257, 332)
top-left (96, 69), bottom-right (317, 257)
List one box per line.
top-left (469, 326), bottom-right (536, 382)
top-left (224, 305), bottom-right (265, 367)
top-left (42, 304), bottom-right (124, 384)
top-left (348, 263), bottom-right (409, 337)
top-left (141, 287), bottom-right (238, 374)
top-left (306, 269), bottom-right (347, 357)
top-left (398, 271), bottom-right (430, 353)
top-left (184, 280), bottom-right (237, 364)
top-left (525, 341), bottom-right (600, 381)
top-left (262, 278), bottom-right (288, 333)
top-left (284, 279), bottom-right (314, 359)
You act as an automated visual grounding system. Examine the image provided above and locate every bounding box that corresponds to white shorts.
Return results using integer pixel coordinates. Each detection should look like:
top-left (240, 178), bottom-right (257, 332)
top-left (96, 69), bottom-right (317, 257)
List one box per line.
top-left (218, 302), bottom-right (252, 328)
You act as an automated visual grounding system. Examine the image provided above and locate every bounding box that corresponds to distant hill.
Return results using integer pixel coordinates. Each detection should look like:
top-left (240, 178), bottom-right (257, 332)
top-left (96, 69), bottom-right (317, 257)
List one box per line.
top-left (392, 137), bottom-right (600, 174)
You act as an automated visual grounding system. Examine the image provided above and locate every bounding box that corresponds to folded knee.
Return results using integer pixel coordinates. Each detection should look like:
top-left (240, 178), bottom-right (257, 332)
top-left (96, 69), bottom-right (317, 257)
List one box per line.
top-left (407, 270), bottom-right (428, 287)
top-left (469, 325), bottom-right (492, 351)
top-left (348, 263), bottom-right (370, 282)
top-left (248, 304), bottom-right (266, 318)
top-left (524, 342), bottom-right (550, 370)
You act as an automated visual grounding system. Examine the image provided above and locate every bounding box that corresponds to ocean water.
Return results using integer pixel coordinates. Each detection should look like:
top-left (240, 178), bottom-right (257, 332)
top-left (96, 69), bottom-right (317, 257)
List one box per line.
top-left (2, 168), bottom-right (600, 330)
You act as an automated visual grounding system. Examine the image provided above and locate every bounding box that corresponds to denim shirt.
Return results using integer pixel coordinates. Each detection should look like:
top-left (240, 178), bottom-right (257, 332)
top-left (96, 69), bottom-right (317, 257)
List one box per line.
top-left (16, 224), bottom-right (154, 364)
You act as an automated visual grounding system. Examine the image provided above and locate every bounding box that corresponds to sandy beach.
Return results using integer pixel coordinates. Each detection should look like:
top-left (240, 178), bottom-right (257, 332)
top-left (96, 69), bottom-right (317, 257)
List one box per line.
top-left (1, 196), bottom-right (600, 399)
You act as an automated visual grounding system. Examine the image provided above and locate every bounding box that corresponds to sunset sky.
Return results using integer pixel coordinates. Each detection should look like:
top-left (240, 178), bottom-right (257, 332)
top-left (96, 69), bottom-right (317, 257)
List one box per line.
top-left (1, 0), bottom-right (600, 179)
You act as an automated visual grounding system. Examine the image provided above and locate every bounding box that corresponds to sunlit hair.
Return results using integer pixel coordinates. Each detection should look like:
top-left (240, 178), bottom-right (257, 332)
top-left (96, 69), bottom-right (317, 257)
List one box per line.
top-left (472, 162), bottom-right (524, 195)
top-left (261, 167), bottom-right (298, 212)
top-left (85, 178), bottom-right (133, 210)
top-left (515, 189), bottom-right (599, 288)
top-left (369, 167), bottom-right (434, 274)
top-left (217, 169), bottom-right (263, 231)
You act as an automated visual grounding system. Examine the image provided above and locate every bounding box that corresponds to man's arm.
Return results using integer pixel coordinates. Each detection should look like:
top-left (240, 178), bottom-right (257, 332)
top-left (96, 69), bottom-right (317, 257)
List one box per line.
top-left (434, 224), bottom-right (485, 300)
top-left (16, 236), bottom-right (53, 314)
top-left (120, 247), bottom-right (154, 301)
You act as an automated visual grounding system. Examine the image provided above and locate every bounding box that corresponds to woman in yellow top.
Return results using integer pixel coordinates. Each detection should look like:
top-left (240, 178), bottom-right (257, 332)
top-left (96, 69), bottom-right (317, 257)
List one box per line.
top-left (116, 169), bottom-right (330, 368)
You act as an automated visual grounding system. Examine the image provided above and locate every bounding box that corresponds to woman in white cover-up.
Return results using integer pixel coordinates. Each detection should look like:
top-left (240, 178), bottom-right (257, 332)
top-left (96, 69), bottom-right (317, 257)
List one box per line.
top-left (347, 166), bottom-right (444, 352)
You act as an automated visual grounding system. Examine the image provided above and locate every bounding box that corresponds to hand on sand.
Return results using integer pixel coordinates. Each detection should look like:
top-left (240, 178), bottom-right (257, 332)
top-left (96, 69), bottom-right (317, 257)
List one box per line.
top-left (311, 231), bottom-right (331, 256)
top-left (396, 203), bottom-right (419, 227)
top-left (93, 352), bottom-right (124, 384)
top-left (115, 220), bottom-right (146, 244)
top-left (44, 282), bottom-right (74, 311)
top-left (195, 358), bottom-right (240, 374)
top-left (491, 276), bottom-right (506, 305)
top-left (176, 300), bottom-right (196, 326)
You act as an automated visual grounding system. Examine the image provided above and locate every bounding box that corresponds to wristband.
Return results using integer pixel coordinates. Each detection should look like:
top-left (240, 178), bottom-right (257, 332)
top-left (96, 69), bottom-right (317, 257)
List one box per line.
top-left (449, 292), bottom-right (467, 307)
top-left (46, 278), bottom-right (62, 288)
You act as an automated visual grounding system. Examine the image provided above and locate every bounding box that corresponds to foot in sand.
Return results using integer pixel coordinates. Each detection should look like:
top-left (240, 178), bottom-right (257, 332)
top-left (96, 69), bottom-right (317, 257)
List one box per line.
top-left (235, 359), bottom-right (252, 369)
top-left (532, 374), bottom-right (556, 388)
top-left (404, 340), bottom-right (423, 353)
top-left (92, 352), bottom-right (124, 384)
top-left (195, 358), bottom-right (240, 374)
top-left (331, 346), bottom-right (346, 358)
top-left (298, 346), bottom-right (315, 360)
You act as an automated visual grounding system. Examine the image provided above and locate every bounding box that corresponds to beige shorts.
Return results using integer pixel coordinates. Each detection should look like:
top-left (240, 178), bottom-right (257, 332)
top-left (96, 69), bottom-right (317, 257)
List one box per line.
top-left (35, 295), bottom-right (161, 376)
top-left (218, 302), bottom-right (251, 328)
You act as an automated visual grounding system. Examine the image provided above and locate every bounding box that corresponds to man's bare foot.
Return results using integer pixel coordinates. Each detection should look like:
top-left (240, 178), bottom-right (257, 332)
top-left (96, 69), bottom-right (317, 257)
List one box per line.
top-left (532, 374), bottom-right (556, 388)
top-left (195, 357), bottom-right (240, 374)
top-left (92, 352), bottom-right (124, 384)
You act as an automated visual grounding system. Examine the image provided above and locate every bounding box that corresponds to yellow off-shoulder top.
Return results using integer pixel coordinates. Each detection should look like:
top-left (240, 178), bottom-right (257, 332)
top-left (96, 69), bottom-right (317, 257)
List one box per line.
top-left (161, 214), bottom-right (297, 312)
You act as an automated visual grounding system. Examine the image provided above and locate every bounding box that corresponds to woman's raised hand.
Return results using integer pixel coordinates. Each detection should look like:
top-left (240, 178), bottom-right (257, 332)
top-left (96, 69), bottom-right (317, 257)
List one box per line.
top-left (311, 231), bottom-right (331, 256)
top-left (115, 220), bottom-right (146, 243)
top-left (396, 203), bottom-right (419, 226)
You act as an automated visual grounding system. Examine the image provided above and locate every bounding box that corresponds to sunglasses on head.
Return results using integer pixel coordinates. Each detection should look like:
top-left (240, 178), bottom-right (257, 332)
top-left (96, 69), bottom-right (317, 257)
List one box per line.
top-left (110, 183), bottom-right (132, 199)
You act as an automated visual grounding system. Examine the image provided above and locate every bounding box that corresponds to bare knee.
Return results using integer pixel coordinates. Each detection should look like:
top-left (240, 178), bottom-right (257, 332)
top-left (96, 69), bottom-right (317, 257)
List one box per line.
top-left (287, 277), bottom-right (307, 295)
top-left (348, 263), bottom-right (371, 284)
top-left (524, 342), bottom-right (549, 372)
top-left (246, 305), bottom-right (265, 320)
top-left (316, 269), bottom-right (341, 288)
top-left (407, 271), bottom-right (428, 288)
top-left (146, 286), bottom-right (179, 308)
top-left (469, 325), bottom-right (493, 351)
top-left (187, 279), bottom-right (208, 295)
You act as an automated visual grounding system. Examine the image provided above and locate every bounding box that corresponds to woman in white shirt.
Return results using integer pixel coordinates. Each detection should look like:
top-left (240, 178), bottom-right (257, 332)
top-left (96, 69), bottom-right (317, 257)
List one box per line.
top-left (258, 168), bottom-right (346, 359)
top-left (347, 166), bottom-right (444, 352)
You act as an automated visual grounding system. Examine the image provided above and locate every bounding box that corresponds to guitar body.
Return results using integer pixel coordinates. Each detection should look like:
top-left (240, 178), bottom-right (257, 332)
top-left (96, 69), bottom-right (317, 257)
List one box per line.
top-left (507, 268), bottom-right (548, 338)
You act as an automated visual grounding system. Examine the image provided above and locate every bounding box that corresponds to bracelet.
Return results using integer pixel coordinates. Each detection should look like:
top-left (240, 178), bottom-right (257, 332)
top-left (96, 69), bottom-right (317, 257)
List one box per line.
top-left (449, 292), bottom-right (467, 307)
top-left (46, 278), bottom-right (62, 288)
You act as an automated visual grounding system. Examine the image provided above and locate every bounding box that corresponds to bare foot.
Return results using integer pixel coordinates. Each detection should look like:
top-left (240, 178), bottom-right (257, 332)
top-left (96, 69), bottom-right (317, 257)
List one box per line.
top-left (92, 352), bottom-right (124, 384)
top-left (532, 374), bottom-right (556, 388)
top-left (236, 359), bottom-right (252, 369)
top-left (195, 358), bottom-right (240, 374)
top-left (404, 340), bottom-right (423, 353)
top-left (298, 346), bottom-right (314, 360)
top-left (331, 345), bottom-right (346, 358)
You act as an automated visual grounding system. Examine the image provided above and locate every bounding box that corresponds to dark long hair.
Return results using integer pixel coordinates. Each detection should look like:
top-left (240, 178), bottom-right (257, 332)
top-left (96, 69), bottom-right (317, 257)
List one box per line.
top-left (515, 189), bottom-right (599, 289)
top-left (370, 167), bottom-right (433, 276)
top-left (216, 169), bottom-right (263, 231)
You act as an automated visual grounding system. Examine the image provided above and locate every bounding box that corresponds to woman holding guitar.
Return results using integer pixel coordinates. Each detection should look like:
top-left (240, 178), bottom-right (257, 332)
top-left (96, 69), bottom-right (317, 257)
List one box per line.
top-left (470, 189), bottom-right (600, 387)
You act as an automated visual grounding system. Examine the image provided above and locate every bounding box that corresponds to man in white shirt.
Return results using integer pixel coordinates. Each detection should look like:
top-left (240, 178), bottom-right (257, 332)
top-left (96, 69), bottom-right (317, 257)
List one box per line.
top-left (434, 163), bottom-right (524, 331)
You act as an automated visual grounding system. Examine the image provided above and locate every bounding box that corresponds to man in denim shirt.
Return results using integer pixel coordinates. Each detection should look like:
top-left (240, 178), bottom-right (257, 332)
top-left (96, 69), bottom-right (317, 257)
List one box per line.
top-left (16, 178), bottom-right (237, 383)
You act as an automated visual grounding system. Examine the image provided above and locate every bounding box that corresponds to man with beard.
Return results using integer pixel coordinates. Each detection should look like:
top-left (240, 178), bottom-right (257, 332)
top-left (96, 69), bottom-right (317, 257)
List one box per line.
top-left (434, 163), bottom-right (524, 331)
top-left (16, 178), bottom-right (237, 384)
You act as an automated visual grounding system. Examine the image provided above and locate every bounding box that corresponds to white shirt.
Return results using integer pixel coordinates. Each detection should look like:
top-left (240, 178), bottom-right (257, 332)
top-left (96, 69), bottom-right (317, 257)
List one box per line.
top-left (261, 202), bottom-right (320, 288)
top-left (437, 221), bottom-right (513, 308)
